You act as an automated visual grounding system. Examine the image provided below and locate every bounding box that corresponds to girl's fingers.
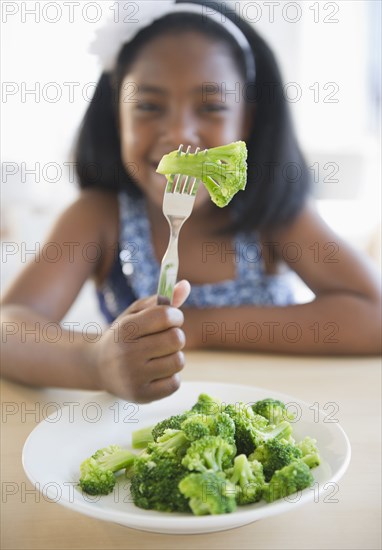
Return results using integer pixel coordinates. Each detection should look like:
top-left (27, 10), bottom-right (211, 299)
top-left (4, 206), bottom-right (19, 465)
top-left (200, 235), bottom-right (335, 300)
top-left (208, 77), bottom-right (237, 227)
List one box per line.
top-left (142, 373), bottom-right (182, 403)
top-left (116, 280), bottom-right (191, 339)
top-left (116, 308), bottom-right (184, 341)
top-left (125, 280), bottom-right (191, 314)
top-left (137, 326), bottom-right (186, 356)
top-left (145, 351), bottom-right (185, 380)
top-left (126, 294), bottom-right (157, 314)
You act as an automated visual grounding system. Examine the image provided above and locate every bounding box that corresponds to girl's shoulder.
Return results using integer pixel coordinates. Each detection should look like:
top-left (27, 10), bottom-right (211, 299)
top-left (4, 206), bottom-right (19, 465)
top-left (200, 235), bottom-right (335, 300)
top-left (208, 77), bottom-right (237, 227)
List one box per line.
top-left (75, 188), bottom-right (119, 211)
top-left (69, 189), bottom-right (119, 241)
top-left (40, 188), bottom-right (119, 252)
top-left (67, 189), bottom-right (119, 284)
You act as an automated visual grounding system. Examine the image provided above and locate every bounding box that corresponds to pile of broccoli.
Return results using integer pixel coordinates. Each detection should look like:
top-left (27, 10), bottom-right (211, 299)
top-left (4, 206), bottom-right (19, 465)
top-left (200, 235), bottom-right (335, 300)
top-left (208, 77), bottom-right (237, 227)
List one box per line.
top-left (156, 141), bottom-right (248, 207)
top-left (78, 394), bottom-right (320, 515)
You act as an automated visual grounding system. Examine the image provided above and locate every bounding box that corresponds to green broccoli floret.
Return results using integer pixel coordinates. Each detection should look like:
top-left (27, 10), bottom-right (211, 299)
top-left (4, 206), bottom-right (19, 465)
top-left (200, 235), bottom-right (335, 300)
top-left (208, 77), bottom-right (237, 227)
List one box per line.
top-left (182, 435), bottom-right (236, 473)
top-left (181, 412), bottom-right (235, 443)
top-left (264, 460), bottom-right (314, 503)
top-left (212, 412), bottom-right (236, 442)
top-left (130, 449), bottom-right (190, 512)
top-left (252, 398), bottom-right (295, 425)
top-left (156, 141), bottom-right (248, 207)
top-left (225, 454), bottom-right (265, 504)
top-left (297, 436), bottom-right (321, 469)
top-left (224, 402), bottom-right (267, 455)
top-left (131, 425), bottom-right (154, 449)
top-left (79, 393), bottom-right (321, 515)
top-left (181, 414), bottom-right (210, 441)
top-left (148, 428), bottom-right (189, 458)
top-left (224, 402), bottom-right (268, 455)
top-left (252, 421), bottom-right (294, 448)
top-left (250, 439), bottom-right (303, 481)
top-left (191, 393), bottom-right (223, 415)
top-left (79, 445), bottom-right (135, 495)
top-left (151, 412), bottom-right (190, 441)
top-left (225, 402), bottom-right (294, 455)
top-left (178, 471), bottom-right (237, 515)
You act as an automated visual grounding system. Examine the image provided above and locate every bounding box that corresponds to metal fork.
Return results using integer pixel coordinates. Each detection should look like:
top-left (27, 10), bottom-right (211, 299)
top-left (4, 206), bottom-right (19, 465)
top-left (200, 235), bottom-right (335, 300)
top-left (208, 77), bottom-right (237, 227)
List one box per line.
top-left (157, 144), bottom-right (204, 305)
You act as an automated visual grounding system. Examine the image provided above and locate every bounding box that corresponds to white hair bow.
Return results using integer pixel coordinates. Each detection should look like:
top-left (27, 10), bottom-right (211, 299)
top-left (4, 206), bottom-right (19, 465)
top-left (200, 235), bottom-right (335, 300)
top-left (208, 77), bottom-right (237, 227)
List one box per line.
top-left (91, 1), bottom-right (189, 71)
top-left (90, 1), bottom-right (254, 79)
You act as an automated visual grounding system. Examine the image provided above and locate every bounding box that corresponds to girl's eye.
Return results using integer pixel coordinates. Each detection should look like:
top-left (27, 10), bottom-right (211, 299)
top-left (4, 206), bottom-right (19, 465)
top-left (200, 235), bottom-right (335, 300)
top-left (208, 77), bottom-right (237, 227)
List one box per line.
top-left (136, 102), bottom-right (163, 113)
top-left (199, 103), bottom-right (228, 113)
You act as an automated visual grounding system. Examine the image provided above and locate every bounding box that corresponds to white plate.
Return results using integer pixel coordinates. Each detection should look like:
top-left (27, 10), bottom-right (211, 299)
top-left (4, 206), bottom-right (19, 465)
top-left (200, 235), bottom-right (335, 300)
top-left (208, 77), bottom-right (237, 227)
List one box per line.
top-left (22, 382), bottom-right (351, 534)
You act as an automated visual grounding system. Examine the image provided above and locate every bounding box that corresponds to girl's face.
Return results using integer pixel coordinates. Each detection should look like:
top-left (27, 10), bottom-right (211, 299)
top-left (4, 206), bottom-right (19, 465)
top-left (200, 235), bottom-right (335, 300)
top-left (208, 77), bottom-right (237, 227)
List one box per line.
top-left (119, 30), bottom-right (251, 210)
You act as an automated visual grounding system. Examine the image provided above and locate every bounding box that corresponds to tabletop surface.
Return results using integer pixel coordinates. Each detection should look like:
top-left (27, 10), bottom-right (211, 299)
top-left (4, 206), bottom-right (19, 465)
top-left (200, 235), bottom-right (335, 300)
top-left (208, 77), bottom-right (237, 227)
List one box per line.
top-left (1, 350), bottom-right (381, 550)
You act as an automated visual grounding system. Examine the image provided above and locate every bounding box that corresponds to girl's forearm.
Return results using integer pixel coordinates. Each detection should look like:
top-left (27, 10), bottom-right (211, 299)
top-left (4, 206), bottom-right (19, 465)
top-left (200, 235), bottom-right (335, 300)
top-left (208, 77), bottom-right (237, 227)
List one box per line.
top-left (0, 305), bottom-right (101, 389)
top-left (184, 294), bottom-right (381, 355)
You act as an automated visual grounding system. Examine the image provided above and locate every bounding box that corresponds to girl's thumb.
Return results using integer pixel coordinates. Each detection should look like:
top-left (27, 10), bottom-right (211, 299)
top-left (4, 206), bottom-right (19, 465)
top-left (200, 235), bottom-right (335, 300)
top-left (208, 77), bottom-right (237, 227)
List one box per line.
top-left (172, 280), bottom-right (191, 308)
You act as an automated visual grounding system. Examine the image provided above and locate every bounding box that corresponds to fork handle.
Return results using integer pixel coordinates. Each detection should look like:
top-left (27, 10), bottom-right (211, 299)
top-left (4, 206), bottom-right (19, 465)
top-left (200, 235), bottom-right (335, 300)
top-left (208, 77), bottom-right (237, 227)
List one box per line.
top-left (157, 232), bottom-right (179, 305)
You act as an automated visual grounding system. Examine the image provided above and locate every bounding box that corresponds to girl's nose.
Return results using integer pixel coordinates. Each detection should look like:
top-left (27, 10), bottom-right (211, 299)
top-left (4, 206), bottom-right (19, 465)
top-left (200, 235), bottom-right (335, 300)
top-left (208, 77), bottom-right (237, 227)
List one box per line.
top-left (162, 108), bottom-right (199, 149)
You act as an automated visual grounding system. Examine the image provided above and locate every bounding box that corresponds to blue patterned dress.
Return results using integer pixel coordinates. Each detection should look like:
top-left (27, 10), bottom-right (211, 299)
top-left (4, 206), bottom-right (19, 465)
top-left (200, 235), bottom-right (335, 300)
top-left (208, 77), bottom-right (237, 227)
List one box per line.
top-left (96, 192), bottom-right (296, 322)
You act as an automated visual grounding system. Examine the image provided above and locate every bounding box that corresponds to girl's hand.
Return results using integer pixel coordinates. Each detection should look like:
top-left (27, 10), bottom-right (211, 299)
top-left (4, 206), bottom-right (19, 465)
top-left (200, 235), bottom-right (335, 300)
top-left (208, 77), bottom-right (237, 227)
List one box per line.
top-left (92, 281), bottom-right (191, 403)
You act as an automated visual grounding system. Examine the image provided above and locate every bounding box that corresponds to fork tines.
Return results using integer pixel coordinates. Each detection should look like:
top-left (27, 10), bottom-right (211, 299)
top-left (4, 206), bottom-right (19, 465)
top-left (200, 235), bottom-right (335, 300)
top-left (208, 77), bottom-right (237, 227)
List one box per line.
top-left (168, 144), bottom-right (206, 195)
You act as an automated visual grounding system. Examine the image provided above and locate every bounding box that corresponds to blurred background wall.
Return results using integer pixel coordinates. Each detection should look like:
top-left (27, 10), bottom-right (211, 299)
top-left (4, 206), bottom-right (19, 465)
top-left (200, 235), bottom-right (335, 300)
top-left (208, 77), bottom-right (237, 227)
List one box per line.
top-left (1, 0), bottom-right (381, 326)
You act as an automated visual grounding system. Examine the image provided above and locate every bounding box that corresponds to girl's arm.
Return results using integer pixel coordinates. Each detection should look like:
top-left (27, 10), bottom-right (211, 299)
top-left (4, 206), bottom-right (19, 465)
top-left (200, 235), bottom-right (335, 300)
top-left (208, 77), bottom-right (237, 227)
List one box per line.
top-left (183, 202), bottom-right (381, 354)
top-left (1, 191), bottom-right (188, 402)
top-left (1, 190), bottom-right (109, 388)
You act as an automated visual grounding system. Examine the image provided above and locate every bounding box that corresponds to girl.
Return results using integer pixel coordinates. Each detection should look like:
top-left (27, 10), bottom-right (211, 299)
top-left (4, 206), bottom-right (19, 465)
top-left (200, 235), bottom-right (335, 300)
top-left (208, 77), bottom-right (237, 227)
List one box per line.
top-left (1, 0), bottom-right (380, 403)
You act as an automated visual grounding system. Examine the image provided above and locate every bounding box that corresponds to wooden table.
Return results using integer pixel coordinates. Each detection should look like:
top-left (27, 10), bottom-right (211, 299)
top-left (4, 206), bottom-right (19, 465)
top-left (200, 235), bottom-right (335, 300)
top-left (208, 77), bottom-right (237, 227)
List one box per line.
top-left (1, 351), bottom-right (381, 549)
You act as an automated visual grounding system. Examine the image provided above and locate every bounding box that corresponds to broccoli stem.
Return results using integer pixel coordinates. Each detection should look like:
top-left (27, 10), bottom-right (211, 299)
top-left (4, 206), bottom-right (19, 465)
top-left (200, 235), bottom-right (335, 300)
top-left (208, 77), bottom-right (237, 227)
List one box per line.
top-left (255, 420), bottom-right (291, 442)
top-left (156, 430), bottom-right (189, 453)
top-left (301, 453), bottom-right (321, 469)
top-left (131, 425), bottom-right (154, 449)
top-left (230, 454), bottom-right (252, 487)
top-left (99, 450), bottom-right (136, 472)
